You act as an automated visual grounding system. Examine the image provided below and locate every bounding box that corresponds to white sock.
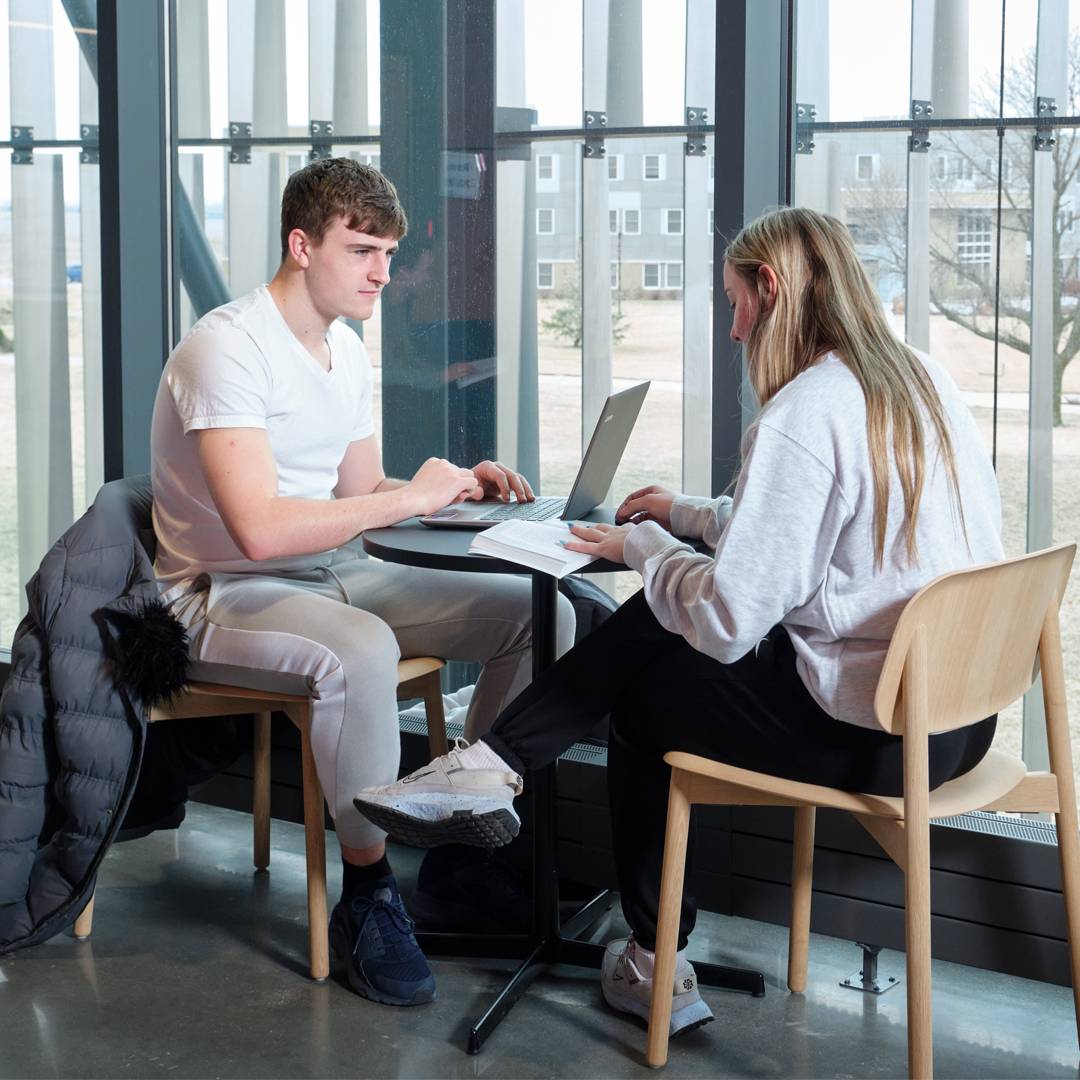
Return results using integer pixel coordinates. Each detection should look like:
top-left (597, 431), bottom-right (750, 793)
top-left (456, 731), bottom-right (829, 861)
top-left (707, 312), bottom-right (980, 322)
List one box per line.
top-left (459, 738), bottom-right (518, 774)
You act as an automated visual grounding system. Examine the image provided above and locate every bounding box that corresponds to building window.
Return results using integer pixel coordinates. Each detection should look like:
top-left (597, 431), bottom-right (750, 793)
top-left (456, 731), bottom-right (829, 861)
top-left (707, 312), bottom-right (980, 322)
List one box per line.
top-left (536, 154), bottom-right (556, 181)
top-left (855, 154), bottom-right (878, 181)
top-left (955, 156), bottom-right (974, 182)
top-left (1060, 206), bottom-right (1075, 234)
top-left (537, 261), bottom-right (554, 289)
top-left (610, 209), bottom-right (620, 234)
top-left (643, 262), bottom-right (683, 289)
top-left (610, 262), bottom-right (620, 289)
top-left (935, 155), bottom-right (948, 181)
top-left (662, 208), bottom-right (683, 235)
top-left (608, 154), bottom-right (623, 181)
top-left (536, 208), bottom-right (555, 234)
top-left (957, 211), bottom-right (992, 265)
top-left (643, 153), bottom-right (666, 181)
top-left (623, 208), bottom-right (641, 234)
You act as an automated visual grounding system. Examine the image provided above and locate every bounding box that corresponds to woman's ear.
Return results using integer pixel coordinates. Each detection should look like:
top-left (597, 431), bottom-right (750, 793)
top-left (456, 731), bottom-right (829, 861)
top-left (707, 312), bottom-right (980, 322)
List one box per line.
top-left (758, 264), bottom-right (779, 310)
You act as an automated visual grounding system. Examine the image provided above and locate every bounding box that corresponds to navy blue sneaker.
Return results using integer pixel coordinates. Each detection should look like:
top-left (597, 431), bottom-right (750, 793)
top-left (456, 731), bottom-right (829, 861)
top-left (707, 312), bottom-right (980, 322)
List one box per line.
top-left (329, 877), bottom-right (436, 1006)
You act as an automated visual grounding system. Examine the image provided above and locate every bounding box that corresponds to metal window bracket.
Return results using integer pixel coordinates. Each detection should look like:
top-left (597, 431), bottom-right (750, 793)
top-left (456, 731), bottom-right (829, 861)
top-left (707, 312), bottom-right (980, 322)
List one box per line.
top-left (685, 105), bottom-right (709, 157)
top-left (80, 123), bottom-right (99, 165)
top-left (228, 121), bottom-right (252, 165)
top-left (12, 125), bottom-right (33, 165)
top-left (1035, 96), bottom-right (1057, 152)
top-left (583, 110), bottom-right (607, 159)
top-left (795, 103), bottom-right (816, 155)
top-left (310, 120), bottom-right (334, 161)
top-left (909, 99), bottom-right (933, 153)
top-left (840, 942), bottom-right (901, 995)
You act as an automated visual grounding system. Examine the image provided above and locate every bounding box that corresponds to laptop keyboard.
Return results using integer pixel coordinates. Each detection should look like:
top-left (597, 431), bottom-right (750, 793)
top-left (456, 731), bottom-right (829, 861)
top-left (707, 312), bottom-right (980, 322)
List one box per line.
top-left (482, 496), bottom-right (567, 522)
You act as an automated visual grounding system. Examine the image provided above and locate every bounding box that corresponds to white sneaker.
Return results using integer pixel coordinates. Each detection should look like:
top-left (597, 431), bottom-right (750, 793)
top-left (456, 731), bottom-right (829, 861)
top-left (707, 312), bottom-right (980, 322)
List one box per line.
top-left (353, 739), bottom-right (524, 848)
top-left (601, 935), bottom-right (714, 1037)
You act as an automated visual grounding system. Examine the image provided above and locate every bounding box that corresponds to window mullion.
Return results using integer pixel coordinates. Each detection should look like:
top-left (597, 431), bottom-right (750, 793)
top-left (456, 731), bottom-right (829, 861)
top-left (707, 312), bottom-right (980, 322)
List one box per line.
top-left (1023, 0), bottom-right (1069, 772)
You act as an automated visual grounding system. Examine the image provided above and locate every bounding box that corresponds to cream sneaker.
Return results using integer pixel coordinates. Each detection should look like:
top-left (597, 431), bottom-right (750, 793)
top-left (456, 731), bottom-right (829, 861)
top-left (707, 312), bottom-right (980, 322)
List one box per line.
top-left (354, 739), bottom-right (524, 848)
top-left (600, 935), bottom-right (714, 1037)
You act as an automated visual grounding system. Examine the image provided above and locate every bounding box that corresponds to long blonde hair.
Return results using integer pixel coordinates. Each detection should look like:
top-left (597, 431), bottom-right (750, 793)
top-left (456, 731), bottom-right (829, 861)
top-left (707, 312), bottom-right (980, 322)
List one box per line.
top-left (725, 207), bottom-right (965, 568)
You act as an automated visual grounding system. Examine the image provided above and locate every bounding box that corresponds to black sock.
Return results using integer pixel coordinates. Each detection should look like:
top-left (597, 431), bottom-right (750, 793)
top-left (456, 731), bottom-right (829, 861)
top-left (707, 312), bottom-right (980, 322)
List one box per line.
top-left (341, 854), bottom-right (393, 900)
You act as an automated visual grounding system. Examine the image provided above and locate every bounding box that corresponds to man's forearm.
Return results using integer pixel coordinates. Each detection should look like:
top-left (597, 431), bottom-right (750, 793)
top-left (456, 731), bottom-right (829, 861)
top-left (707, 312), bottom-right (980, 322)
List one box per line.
top-left (374, 476), bottom-right (409, 492)
top-left (236, 486), bottom-right (420, 561)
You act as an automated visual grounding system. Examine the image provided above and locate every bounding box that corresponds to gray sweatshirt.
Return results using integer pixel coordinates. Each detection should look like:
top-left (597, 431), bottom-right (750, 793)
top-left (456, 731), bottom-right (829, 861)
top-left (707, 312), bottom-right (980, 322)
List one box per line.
top-left (622, 351), bottom-right (1004, 729)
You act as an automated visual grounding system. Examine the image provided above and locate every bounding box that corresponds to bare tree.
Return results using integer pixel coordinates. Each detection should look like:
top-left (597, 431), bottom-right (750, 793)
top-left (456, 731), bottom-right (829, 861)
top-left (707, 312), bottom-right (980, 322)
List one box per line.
top-left (851, 42), bottom-right (1080, 425)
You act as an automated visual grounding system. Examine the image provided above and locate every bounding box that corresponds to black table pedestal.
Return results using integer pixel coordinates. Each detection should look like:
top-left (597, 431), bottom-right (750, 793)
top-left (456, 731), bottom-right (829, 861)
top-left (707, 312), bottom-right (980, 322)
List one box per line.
top-left (461, 573), bottom-right (764, 1054)
top-left (361, 525), bottom-right (766, 1054)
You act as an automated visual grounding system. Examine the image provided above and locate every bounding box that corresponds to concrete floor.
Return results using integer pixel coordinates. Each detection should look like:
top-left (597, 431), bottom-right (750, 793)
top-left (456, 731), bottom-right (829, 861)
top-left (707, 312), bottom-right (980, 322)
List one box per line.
top-left (2, 803), bottom-right (1079, 1079)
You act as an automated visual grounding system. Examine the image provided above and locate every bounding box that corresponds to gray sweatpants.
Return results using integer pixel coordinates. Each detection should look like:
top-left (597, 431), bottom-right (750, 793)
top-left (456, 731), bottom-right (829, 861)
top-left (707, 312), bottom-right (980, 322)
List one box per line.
top-left (168, 541), bottom-right (576, 849)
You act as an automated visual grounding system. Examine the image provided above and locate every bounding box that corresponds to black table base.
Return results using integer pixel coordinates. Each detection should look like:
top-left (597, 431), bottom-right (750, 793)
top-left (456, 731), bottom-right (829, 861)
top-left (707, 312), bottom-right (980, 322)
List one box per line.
top-left (362, 524), bottom-right (767, 1054)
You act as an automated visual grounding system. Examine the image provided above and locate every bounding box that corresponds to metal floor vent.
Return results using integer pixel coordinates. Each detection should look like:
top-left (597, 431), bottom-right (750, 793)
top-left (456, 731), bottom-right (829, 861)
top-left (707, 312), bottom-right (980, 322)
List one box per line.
top-left (398, 708), bottom-right (463, 742)
top-left (933, 809), bottom-right (1058, 845)
top-left (397, 709), bottom-right (607, 765)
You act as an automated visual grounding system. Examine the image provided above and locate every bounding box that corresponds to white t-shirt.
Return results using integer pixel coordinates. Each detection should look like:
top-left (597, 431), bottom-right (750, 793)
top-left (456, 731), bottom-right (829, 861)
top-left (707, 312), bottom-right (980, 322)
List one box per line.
top-left (623, 351), bottom-right (1005, 729)
top-left (151, 285), bottom-right (375, 585)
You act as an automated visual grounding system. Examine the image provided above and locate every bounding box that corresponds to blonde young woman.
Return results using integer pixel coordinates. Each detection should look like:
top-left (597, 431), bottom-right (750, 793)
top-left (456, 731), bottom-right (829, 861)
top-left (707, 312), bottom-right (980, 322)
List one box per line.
top-left (355, 207), bottom-right (1005, 1035)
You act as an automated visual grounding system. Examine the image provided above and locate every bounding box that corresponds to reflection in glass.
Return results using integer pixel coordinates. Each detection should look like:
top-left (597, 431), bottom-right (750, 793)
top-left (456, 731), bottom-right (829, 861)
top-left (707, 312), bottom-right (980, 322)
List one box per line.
top-left (2, 5), bottom-right (99, 646)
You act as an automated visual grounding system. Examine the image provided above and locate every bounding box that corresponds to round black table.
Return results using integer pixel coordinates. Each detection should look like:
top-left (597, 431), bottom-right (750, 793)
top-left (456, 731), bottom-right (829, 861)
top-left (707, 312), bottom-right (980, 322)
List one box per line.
top-left (362, 514), bottom-right (765, 1054)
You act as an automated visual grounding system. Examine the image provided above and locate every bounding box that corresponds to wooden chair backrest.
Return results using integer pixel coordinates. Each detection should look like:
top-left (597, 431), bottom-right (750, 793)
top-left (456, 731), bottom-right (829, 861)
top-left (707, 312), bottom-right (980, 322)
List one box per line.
top-left (873, 543), bottom-right (1075, 735)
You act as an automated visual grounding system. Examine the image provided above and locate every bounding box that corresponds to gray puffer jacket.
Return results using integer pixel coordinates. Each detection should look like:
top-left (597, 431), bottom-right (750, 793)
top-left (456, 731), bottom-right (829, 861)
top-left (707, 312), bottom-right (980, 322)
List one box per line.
top-left (0, 475), bottom-right (190, 953)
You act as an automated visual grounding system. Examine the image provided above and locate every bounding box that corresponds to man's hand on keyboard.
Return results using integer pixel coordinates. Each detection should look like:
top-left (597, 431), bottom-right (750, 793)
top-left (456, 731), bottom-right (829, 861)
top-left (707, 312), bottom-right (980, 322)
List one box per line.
top-left (468, 460), bottom-right (535, 504)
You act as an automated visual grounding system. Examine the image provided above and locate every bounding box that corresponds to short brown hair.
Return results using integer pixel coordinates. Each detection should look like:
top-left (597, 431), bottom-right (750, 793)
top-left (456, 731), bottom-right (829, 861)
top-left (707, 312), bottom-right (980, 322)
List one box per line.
top-left (279, 157), bottom-right (408, 259)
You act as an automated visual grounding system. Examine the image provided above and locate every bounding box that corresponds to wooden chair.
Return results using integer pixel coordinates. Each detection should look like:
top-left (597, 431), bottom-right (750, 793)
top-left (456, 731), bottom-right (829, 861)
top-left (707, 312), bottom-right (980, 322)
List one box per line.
top-left (73, 656), bottom-right (449, 981)
top-left (646, 543), bottom-right (1080, 1079)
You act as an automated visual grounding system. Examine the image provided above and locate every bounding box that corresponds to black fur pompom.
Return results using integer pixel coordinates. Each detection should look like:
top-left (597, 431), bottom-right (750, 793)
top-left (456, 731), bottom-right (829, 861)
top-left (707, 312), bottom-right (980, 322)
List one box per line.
top-left (105, 600), bottom-right (191, 709)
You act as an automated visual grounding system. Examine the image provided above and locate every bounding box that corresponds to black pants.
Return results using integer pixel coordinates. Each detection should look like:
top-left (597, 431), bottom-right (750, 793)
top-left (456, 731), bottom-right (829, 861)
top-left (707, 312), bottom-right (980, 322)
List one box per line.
top-left (484, 589), bottom-right (996, 951)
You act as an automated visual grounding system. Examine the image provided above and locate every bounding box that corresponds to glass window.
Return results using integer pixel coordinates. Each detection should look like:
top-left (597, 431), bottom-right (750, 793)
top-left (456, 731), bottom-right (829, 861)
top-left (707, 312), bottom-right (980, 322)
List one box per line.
top-left (610, 261), bottom-right (620, 289)
top-left (1, 3), bottom-right (101, 644)
top-left (662, 208), bottom-right (683, 235)
top-left (643, 153), bottom-right (665, 180)
top-left (608, 154), bottom-right (623, 181)
top-left (610, 208), bottom-right (620, 235)
top-left (537, 261), bottom-right (554, 289)
top-left (623, 207), bottom-right (641, 234)
top-left (642, 262), bottom-right (681, 289)
top-left (956, 210), bottom-right (993, 267)
top-left (796, 8), bottom-right (1080, 795)
top-left (537, 207), bottom-right (555, 234)
top-left (536, 154), bottom-right (556, 181)
top-left (855, 154), bottom-right (877, 181)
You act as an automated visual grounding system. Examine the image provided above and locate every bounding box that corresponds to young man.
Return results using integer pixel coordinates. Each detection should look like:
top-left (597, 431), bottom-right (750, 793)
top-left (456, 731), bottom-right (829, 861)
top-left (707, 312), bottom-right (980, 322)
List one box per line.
top-left (150, 158), bottom-right (574, 1007)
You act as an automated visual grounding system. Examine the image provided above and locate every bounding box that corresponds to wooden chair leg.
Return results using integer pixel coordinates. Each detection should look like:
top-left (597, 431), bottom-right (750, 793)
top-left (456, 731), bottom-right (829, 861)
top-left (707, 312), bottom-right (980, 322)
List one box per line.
top-left (646, 769), bottom-right (693, 1069)
top-left (902, 636), bottom-right (933, 1080)
top-left (788, 805), bottom-right (816, 993)
top-left (1041, 611), bottom-right (1080, 1047)
top-left (1054, 795), bottom-right (1080, 1050)
top-left (421, 670), bottom-right (449, 759)
top-left (253, 711), bottom-right (272, 871)
top-left (73, 891), bottom-right (95, 940)
top-left (298, 707), bottom-right (329, 981)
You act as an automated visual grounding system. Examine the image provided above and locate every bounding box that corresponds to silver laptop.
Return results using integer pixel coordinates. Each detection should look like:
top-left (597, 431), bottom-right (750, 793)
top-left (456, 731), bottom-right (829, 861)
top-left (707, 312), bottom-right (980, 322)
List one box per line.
top-left (420, 381), bottom-right (650, 529)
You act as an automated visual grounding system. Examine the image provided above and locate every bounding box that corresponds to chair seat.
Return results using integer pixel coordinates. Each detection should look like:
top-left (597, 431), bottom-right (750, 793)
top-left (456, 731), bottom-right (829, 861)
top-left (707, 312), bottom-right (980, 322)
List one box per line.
top-left (663, 747), bottom-right (1028, 820)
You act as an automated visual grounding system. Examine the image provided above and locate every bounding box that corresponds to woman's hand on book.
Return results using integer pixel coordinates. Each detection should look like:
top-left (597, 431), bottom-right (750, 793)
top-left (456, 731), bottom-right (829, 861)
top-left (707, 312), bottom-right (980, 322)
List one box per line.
top-left (564, 521), bottom-right (635, 562)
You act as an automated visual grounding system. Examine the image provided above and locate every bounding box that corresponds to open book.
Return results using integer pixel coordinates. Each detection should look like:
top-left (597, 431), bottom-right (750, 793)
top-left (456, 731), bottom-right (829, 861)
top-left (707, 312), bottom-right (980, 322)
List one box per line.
top-left (468, 519), bottom-right (598, 578)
